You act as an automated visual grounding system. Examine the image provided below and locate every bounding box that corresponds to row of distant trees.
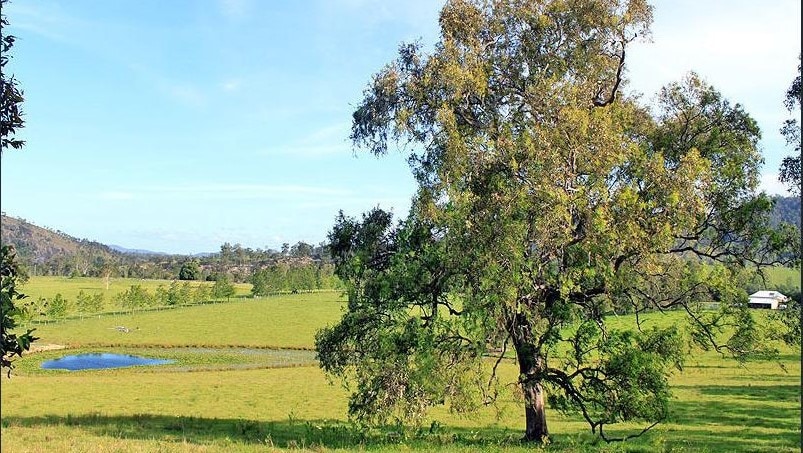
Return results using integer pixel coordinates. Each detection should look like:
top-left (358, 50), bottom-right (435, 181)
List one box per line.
top-left (250, 263), bottom-right (342, 296)
top-left (21, 279), bottom-right (239, 321)
top-left (20, 259), bottom-right (346, 321)
top-left (15, 240), bottom-right (338, 284)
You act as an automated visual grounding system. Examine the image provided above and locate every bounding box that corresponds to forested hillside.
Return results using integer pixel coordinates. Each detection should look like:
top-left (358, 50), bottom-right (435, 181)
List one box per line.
top-left (0, 214), bottom-right (337, 289)
top-left (1, 214), bottom-right (122, 275)
top-left (772, 195), bottom-right (801, 227)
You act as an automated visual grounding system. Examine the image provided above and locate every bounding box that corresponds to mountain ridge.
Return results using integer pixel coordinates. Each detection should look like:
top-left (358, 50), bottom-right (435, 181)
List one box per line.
top-left (108, 244), bottom-right (168, 256)
top-left (1, 214), bottom-right (119, 264)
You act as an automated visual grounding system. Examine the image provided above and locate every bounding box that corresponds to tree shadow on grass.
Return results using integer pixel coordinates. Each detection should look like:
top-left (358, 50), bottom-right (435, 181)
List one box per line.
top-left (0, 414), bottom-right (668, 451)
top-left (3, 385), bottom-right (799, 451)
top-left (659, 427), bottom-right (800, 453)
top-left (696, 384), bottom-right (800, 402)
top-left (663, 384), bottom-right (801, 452)
top-left (1, 414), bottom-right (531, 450)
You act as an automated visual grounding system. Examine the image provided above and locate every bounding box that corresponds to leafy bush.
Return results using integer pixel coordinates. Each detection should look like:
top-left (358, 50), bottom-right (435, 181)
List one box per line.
top-left (115, 285), bottom-right (153, 312)
top-left (46, 293), bottom-right (69, 319)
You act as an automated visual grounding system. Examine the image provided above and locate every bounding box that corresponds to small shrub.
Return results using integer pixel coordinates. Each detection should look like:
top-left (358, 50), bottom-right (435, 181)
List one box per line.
top-left (46, 293), bottom-right (69, 319)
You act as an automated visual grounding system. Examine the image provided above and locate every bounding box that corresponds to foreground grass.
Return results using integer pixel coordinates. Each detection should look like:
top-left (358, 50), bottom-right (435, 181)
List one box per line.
top-left (1, 292), bottom-right (800, 452)
top-left (2, 356), bottom-right (799, 452)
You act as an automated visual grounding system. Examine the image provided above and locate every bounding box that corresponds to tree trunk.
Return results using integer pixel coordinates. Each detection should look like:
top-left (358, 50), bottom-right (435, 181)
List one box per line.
top-left (510, 311), bottom-right (549, 442)
top-left (521, 374), bottom-right (548, 442)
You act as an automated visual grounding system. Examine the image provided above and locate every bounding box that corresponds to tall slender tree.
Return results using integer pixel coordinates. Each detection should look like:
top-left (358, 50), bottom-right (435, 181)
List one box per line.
top-left (779, 55), bottom-right (801, 195)
top-left (1, 0), bottom-right (37, 376)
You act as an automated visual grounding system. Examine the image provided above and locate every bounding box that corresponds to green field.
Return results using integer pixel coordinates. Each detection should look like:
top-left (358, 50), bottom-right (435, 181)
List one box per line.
top-left (764, 266), bottom-right (802, 290)
top-left (18, 276), bottom-right (253, 303)
top-left (1, 280), bottom-right (800, 452)
top-left (20, 291), bottom-right (343, 350)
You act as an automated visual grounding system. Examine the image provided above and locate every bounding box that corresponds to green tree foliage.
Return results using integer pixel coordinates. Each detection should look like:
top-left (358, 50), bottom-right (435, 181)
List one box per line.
top-left (316, 0), bottom-right (800, 442)
top-left (251, 263), bottom-right (338, 296)
top-left (290, 241), bottom-right (314, 257)
top-left (156, 281), bottom-right (193, 306)
top-left (211, 276), bottom-right (236, 301)
top-left (296, 266), bottom-right (316, 293)
top-left (154, 281), bottom-right (211, 307)
top-left (115, 285), bottom-right (152, 313)
top-left (178, 281), bottom-right (193, 305)
top-left (251, 266), bottom-right (284, 296)
top-left (178, 260), bottom-right (201, 281)
top-left (154, 284), bottom-right (169, 306)
top-left (0, 0), bottom-right (24, 153)
top-left (0, 2), bottom-right (37, 377)
top-left (76, 290), bottom-right (104, 317)
top-left (779, 55), bottom-right (801, 195)
top-left (1, 245), bottom-right (37, 376)
top-left (193, 283), bottom-right (210, 304)
top-left (24, 297), bottom-right (48, 323)
top-left (46, 293), bottom-right (69, 319)
top-left (92, 292), bottom-right (105, 312)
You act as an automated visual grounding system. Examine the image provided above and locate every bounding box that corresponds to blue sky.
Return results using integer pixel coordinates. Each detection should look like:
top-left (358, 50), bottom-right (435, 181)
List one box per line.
top-left (1, 0), bottom-right (800, 255)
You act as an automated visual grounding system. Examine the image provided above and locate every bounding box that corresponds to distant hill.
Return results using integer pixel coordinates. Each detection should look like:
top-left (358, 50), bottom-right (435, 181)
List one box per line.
top-left (109, 244), bottom-right (168, 256)
top-left (771, 195), bottom-right (801, 228)
top-left (0, 215), bottom-right (187, 278)
top-left (0, 215), bottom-right (322, 281)
top-left (1, 214), bottom-right (119, 265)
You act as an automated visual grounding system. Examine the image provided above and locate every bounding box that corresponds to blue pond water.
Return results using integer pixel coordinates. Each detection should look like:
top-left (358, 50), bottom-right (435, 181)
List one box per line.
top-left (41, 353), bottom-right (174, 371)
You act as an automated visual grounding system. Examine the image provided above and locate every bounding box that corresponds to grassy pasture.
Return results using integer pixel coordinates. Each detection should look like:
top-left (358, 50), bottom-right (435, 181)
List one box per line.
top-left (22, 291), bottom-right (343, 349)
top-left (19, 276), bottom-right (253, 301)
top-left (1, 284), bottom-right (800, 452)
top-left (16, 276), bottom-right (256, 321)
top-left (763, 266), bottom-right (802, 289)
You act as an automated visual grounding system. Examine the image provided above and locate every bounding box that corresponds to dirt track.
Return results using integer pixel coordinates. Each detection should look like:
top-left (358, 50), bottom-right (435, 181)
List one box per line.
top-left (27, 343), bottom-right (66, 353)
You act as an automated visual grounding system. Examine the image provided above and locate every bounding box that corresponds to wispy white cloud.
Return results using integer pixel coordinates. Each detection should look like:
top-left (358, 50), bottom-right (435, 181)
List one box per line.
top-left (261, 123), bottom-right (353, 157)
top-left (303, 123), bottom-right (348, 142)
top-left (94, 183), bottom-right (353, 201)
top-left (164, 83), bottom-right (207, 107)
top-left (219, 0), bottom-right (253, 21)
top-left (121, 60), bottom-right (211, 108)
top-left (270, 144), bottom-right (352, 157)
top-left (326, 0), bottom-right (442, 36)
top-left (8, 2), bottom-right (211, 110)
top-left (185, 183), bottom-right (352, 198)
top-left (221, 78), bottom-right (242, 92)
top-left (5, 1), bottom-right (76, 43)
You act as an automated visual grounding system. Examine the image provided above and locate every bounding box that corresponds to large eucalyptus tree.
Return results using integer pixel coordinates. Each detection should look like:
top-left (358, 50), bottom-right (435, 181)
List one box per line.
top-left (317, 0), bottom-right (799, 442)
